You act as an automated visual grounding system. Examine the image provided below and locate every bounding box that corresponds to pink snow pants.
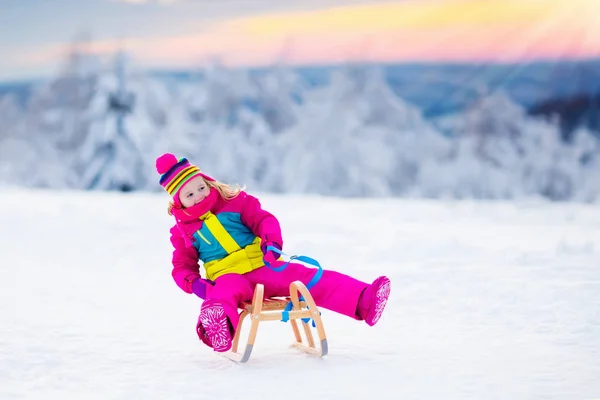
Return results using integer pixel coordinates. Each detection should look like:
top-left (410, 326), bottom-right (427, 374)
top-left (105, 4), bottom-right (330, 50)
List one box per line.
top-left (201, 263), bottom-right (368, 333)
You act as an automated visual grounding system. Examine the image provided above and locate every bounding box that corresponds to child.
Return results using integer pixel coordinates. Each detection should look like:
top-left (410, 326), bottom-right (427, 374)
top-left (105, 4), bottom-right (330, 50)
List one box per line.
top-left (156, 153), bottom-right (391, 352)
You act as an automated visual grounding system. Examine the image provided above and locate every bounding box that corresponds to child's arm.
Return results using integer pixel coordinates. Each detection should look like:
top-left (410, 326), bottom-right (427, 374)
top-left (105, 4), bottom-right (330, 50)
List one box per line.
top-left (169, 225), bottom-right (202, 293)
top-left (239, 192), bottom-right (283, 249)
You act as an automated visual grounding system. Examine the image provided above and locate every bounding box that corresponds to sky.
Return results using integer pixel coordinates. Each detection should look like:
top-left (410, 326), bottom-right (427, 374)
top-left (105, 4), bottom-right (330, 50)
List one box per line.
top-left (1, 189), bottom-right (599, 399)
top-left (1, 0), bottom-right (600, 82)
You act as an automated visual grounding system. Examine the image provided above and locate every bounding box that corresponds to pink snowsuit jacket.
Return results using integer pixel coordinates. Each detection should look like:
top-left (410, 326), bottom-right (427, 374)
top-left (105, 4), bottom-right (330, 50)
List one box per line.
top-left (169, 191), bottom-right (282, 293)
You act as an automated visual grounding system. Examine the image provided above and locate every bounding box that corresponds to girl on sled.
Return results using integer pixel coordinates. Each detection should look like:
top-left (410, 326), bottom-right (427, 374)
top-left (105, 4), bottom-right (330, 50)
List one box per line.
top-left (156, 153), bottom-right (391, 352)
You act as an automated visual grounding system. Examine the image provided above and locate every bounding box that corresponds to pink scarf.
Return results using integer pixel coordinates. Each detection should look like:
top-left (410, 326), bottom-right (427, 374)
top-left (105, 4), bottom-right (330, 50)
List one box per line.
top-left (170, 188), bottom-right (219, 247)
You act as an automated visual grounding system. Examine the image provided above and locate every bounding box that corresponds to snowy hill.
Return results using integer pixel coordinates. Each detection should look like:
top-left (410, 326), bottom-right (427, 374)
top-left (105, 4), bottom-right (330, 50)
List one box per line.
top-left (1, 189), bottom-right (599, 399)
top-left (0, 54), bottom-right (599, 201)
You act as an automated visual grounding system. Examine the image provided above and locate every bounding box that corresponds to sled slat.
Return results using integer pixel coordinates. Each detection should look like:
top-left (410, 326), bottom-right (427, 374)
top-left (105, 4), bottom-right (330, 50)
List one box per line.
top-left (224, 281), bottom-right (327, 363)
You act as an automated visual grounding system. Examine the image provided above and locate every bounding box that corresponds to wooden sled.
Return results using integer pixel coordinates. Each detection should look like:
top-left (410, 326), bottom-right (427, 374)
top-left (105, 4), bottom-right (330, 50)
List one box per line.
top-left (223, 280), bottom-right (328, 363)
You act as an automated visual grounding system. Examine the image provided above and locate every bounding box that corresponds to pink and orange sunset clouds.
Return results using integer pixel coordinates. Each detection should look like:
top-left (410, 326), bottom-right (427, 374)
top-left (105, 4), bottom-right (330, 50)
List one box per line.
top-left (126, 0), bottom-right (600, 69)
top-left (112, 0), bottom-right (600, 68)
top-left (5, 0), bottom-right (600, 80)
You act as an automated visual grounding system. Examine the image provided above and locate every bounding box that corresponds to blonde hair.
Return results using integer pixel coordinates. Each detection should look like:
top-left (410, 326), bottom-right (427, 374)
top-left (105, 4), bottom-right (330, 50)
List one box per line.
top-left (207, 179), bottom-right (246, 201)
top-left (167, 177), bottom-right (246, 215)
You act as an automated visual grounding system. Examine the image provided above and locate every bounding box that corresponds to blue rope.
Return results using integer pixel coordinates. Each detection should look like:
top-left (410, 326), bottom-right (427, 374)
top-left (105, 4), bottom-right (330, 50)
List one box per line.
top-left (263, 246), bottom-right (323, 325)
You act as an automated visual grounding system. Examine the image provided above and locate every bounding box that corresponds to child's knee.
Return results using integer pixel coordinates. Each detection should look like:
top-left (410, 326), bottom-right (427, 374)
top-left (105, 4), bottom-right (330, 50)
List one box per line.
top-left (210, 273), bottom-right (254, 302)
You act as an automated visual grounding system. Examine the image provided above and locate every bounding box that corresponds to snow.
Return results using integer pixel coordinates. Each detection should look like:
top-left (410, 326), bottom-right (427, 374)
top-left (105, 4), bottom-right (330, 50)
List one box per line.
top-left (1, 58), bottom-right (599, 201)
top-left (1, 188), bottom-right (599, 399)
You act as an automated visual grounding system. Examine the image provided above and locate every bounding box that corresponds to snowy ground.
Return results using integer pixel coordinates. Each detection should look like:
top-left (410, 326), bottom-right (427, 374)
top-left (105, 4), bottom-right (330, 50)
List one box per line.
top-left (1, 189), bottom-right (599, 400)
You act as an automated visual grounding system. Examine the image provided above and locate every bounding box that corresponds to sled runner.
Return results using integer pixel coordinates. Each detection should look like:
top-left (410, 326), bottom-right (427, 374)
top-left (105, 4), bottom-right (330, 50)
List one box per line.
top-left (224, 280), bottom-right (328, 363)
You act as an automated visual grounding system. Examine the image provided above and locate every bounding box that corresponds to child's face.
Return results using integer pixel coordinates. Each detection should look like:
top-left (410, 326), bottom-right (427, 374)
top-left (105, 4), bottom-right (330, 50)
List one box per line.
top-left (178, 176), bottom-right (211, 208)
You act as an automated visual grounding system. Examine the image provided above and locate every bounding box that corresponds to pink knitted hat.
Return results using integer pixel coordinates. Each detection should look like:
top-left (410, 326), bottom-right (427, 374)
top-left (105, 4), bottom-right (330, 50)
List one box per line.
top-left (156, 153), bottom-right (214, 203)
